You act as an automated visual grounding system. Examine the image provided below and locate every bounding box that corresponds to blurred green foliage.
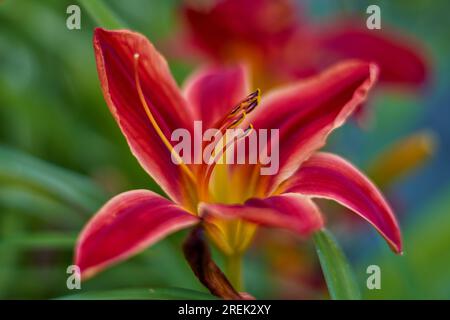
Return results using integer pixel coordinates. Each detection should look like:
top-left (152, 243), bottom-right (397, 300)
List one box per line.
top-left (357, 186), bottom-right (450, 299)
top-left (0, 0), bottom-right (449, 299)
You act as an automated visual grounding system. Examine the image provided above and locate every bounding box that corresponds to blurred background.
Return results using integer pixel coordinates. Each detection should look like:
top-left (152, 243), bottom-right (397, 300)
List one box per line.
top-left (0, 0), bottom-right (449, 299)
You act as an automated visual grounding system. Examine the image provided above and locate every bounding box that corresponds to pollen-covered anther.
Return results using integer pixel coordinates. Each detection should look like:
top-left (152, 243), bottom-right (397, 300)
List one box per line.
top-left (242, 88), bottom-right (261, 113)
top-left (227, 88), bottom-right (261, 118)
top-left (222, 89), bottom-right (261, 130)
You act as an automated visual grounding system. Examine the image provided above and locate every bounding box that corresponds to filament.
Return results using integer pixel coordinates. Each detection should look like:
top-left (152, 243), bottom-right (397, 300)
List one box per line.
top-left (133, 53), bottom-right (197, 184)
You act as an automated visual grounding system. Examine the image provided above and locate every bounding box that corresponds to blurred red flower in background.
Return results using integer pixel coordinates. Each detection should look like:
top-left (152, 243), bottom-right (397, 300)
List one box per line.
top-left (178, 0), bottom-right (429, 91)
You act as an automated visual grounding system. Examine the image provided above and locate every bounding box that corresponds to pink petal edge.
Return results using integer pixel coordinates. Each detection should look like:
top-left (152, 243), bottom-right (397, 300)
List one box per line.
top-left (284, 152), bottom-right (402, 253)
top-left (75, 190), bottom-right (198, 279)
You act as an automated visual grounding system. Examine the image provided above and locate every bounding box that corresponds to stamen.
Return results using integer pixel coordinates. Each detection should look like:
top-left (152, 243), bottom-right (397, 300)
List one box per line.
top-left (226, 111), bottom-right (246, 129)
top-left (226, 89), bottom-right (260, 120)
top-left (228, 105), bottom-right (241, 117)
top-left (199, 89), bottom-right (261, 200)
top-left (242, 123), bottom-right (254, 136)
top-left (211, 88), bottom-right (260, 139)
top-left (200, 122), bottom-right (255, 200)
top-left (244, 99), bottom-right (258, 113)
top-left (133, 53), bottom-right (197, 184)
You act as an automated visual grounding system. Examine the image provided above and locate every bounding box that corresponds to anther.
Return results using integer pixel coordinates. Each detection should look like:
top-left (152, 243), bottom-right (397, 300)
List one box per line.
top-left (226, 88), bottom-right (261, 120)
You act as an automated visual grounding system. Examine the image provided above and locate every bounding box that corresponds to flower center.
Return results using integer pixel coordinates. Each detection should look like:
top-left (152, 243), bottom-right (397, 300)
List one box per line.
top-left (134, 52), bottom-right (261, 213)
top-left (198, 89), bottom-right (261, 202)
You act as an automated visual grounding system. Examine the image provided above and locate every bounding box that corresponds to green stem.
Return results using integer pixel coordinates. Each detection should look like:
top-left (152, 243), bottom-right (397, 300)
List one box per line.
top-left (225, 254), bottom-right (243, 292)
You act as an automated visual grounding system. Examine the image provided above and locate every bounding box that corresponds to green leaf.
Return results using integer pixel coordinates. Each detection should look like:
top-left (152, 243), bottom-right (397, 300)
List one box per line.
top-left (78, 0), bottom-right (126, 29)
top-left (0, 212), bottom-right (22, 297)
top-left (58, 287), bottom-right (216, 300)
top-left (0, 187), bottom-right (83, 226)
top-left (1, 232), bottom-right (77, 250)
top-left (313, 229), bottom-right (361, 300)
top-left (0, 146), bottom-right (107, 213)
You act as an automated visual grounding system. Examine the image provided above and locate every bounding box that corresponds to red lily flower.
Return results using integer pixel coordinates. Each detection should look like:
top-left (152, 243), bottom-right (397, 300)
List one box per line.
top-left (75, 28), bottom-right (401, 288)
top-left (179, 0), bottom-right (429, 91)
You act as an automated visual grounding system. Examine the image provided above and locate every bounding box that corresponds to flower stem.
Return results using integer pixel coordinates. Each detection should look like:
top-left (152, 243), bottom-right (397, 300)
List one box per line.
top-left (225, 253), bottom-right (243, 292)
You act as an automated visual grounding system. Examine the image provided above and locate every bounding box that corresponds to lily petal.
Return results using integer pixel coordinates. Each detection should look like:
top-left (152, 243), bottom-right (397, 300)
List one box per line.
top-left (247, 60), bottom-right (378, 194)
top-left (282, 152), bottom-right (402, 253)
top-left (183, 65), bottom-right (250, 128)
top-left (318, 22), bottom-right (429, 87)
top-left (200, 193), bottom-right (324, 237)
top-left (94, 28), bottom-right (193, 204)
top-left (75, 190), bottom-right (198, 279)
